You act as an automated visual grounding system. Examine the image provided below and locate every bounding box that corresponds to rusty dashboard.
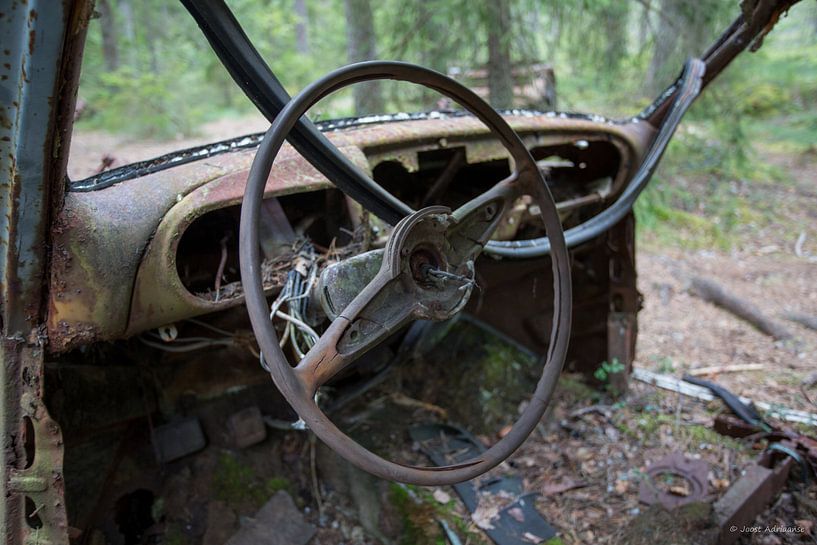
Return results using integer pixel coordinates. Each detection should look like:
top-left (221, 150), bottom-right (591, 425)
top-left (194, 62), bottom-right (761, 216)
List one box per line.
top-left (47, 113), bottom-right (653, 354)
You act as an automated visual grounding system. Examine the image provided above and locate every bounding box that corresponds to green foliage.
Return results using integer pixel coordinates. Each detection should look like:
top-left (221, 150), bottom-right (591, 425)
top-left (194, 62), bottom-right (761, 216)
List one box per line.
top-left (75, 0), bottom-right (817, 250)
top-left (593, 358), bottom-right (626, 383)
top-left (80, 67), bottom-right (205, 139)
top-left (594, 358), bottom-right (626, 397)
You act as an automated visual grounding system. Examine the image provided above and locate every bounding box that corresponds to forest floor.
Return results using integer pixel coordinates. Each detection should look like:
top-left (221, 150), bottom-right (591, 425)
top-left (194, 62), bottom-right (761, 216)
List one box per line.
top-left (68, 120), bottom-right (817, 545)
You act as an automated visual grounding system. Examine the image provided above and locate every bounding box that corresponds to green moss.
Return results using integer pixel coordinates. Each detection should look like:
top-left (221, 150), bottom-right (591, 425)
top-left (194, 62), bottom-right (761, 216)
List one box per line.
top-left (212, 453), bottom-right (292, 511)
top-left (389, 484), bottom-right (487, 545)
top-left (264, 477), bottom-right (291, 495)
top-left (406, 319), bottom-right (542, 435)
top-left (680, 424), bottom-right (747, 452)
top-left (614, 410), bottom-right (676, 441)
top-left (479, 341), bottom-right (533, 421)
top-left (388, 484), bottom-right (442, 545)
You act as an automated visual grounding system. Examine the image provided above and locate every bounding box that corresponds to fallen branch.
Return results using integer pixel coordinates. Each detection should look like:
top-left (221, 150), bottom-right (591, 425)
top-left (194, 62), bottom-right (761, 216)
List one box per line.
top-left (783, 311), bottom-right (817, 332)
top-left (801, 372), bottom-right (817, 409)
top-left (687, 364), bottom-right (765, 376)
top-left (632, 367), bottom-right (817, 427)
top-left (690, 276), bottom-right (793, 340)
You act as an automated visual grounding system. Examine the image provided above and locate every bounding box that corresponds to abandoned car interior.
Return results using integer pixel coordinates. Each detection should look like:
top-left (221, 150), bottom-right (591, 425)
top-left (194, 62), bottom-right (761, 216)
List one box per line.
top-left (1, 0), bottom-right (815, 543)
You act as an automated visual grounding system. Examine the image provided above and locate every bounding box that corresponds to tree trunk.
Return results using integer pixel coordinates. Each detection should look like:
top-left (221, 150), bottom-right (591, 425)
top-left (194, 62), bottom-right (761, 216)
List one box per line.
top-left (97, 0), bottom-right (119, 72)
top-left (601, 2), bottom-right (629, 78)
top-left (118, 0), bottom-right (136, 65)
top-left (487, 0), bottom-right (513, 109)
top-left (343, 0), bottom-right (384, 114)
top-left (140, 5), bottom-right (160, 74)
top-left (638, 0), bottom-right (652, 52)
top-left (645, 0), bottom-right (681, 95)
top-left (418, 1), bottom-right (447, 108)
top-left (294, 0), bottom-right (310, 55)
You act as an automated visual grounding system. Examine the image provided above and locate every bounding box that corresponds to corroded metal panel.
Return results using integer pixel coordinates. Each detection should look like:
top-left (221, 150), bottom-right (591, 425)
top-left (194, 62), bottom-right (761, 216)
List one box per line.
top-left (1, 1), bottom-right (78, 543)
top-left (47, 115), bottom-right (653, 351)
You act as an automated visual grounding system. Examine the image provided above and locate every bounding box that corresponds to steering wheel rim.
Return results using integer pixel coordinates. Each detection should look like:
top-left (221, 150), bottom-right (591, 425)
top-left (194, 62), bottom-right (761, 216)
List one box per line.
top-left (239, 61), bottom-right (572, 485)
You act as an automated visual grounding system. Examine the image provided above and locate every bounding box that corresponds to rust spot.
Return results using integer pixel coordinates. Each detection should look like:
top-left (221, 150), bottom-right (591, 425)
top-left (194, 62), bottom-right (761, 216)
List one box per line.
top-left (49, 320), bottom-right (100, 353)
top-left (28, 29), bottom-right (35, 54)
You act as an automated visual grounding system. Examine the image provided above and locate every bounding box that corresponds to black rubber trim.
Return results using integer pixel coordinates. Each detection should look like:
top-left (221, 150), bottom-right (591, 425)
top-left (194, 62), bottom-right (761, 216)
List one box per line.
top-left (68, 109), bottom-right (617, 192)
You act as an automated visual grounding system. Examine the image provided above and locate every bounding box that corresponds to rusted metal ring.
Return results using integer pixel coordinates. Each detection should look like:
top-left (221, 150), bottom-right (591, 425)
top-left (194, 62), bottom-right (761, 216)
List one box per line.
top-left (239, 61), bottom-right (572, 485)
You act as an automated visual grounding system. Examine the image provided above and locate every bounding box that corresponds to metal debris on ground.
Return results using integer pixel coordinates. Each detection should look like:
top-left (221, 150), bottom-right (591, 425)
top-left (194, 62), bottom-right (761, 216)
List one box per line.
top-left (683, 375), bottom-right (773, 432)
top-left (632, 367), bottom-right (817, 426)
top-left (411, 423), bottom-right (557, 545)
top-left (638, 453), bottom-right (710, 509)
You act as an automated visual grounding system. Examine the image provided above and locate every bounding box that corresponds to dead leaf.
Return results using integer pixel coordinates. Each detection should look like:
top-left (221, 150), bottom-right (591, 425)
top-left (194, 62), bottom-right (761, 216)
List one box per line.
top-left (471, 502), bottom-right (499, 530)
top-left (522, 531), bottom-right (544, 543)
top-left (709, 477), bottom-right (730, 491)
top-left (575, 447), bottom-right (592, 461)
top-left (432, 489), bottom-right (451, 504)
top-left (507, 507), bottom-right (525, 523)
top-left (669, 483), bottom-right (690, 497)
top-left (542, 478), bottom-right (587, 496)
top-left (614, 479), bottom-right (629, 494)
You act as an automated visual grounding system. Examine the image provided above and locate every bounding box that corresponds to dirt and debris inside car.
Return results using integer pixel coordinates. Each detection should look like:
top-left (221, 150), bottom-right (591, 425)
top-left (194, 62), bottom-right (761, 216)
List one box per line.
top-left (43, 130), bottom-right (816, 544)
top-left (47, 309), bottom-right (817, 545)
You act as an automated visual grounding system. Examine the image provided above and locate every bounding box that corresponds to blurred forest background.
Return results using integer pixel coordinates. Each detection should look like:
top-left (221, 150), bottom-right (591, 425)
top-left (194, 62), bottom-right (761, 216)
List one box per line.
top-left (73, 0), bottom-right (817, 249)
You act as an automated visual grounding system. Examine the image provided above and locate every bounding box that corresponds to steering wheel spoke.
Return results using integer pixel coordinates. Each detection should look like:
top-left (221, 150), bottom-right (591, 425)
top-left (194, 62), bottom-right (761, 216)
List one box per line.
top-left (448, 172), bottom-right (520, 263)
top-left (295, 269), bottom-right (417, 393)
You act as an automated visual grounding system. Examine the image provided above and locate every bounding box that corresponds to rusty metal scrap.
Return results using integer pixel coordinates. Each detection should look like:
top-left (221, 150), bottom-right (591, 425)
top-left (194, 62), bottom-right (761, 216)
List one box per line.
top-left (710, 395), bottom-right (817, 544)
top-left (638, 453), bottom-right (711, 509)
top-left (713, 451), bottom-right (795, 545)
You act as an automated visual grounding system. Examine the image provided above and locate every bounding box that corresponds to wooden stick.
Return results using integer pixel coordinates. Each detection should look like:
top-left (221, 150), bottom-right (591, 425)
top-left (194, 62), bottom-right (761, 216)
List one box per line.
top-left (690, 276), bottom-right (793, 340)
top-left (687, 364), bottom-right (765, 376)
top-left (631, 367), bottom-right (817, 427)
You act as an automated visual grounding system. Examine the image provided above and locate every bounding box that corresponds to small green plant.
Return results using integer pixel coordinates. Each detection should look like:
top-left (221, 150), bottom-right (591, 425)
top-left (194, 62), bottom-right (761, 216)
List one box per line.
top-left (594, 358), bottom-right (626, 383)
top-left (594, 358), bottom-right (627, 397)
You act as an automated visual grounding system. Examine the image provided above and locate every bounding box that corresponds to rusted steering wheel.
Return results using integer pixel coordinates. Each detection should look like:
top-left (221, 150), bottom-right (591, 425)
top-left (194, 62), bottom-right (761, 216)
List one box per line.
top-left (239, 61), bottom-right (572, 485)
